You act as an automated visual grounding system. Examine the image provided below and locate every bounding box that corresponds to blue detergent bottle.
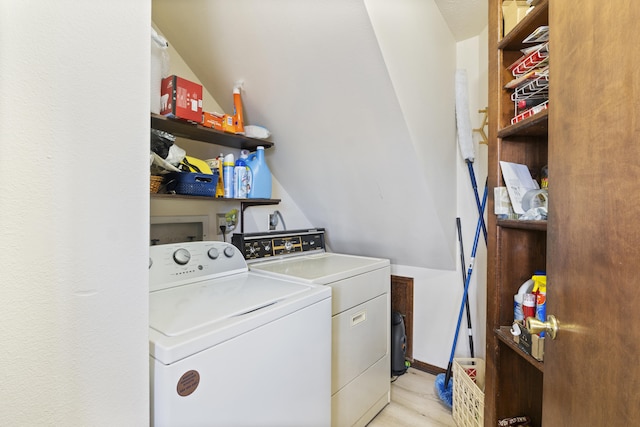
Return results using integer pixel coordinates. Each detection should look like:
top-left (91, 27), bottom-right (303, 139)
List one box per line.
top-left (246, 146), bottom-right (272, 199)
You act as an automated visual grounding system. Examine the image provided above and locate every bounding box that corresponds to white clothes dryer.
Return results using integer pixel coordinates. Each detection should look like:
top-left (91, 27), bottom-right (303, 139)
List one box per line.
top-left (149, 241), bottom-right (332, 427)
top-left (232, 229), bottom-right (391, 427)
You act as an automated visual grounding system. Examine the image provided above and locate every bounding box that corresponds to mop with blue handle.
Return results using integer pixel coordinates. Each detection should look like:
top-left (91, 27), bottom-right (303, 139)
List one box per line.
top-left (435, 184), bottom-right (487, 408)
top-left (455, 69), bottom-right (487, 244)
top-left (456, 216), bottom-right (475, 360)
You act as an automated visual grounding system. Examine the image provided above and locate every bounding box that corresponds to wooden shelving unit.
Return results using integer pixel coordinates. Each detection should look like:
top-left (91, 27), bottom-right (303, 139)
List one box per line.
top-left (486, 2), bottom-right (640, 424)
top-left (485, 1), bottom-right (549, 425)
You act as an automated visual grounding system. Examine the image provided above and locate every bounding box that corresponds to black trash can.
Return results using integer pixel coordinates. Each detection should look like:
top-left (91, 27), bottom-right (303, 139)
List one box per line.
top-left (391, 311), bottom-right (407, 376)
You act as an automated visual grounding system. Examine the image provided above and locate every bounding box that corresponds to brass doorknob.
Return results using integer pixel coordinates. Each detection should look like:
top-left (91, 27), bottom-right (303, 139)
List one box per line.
top-left (526, 315), bottom-right (559, 340)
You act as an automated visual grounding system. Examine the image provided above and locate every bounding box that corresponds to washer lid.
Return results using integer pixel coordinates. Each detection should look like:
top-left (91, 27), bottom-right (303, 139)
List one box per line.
top-left (249, 252), bottom-right (389, 284)
top-left (150, 272), bottom-right (311, 337)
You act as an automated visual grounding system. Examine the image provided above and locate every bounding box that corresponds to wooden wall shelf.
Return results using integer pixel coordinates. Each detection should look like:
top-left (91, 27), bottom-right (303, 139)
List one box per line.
top-left (151, 113), bottom-right (274, 150)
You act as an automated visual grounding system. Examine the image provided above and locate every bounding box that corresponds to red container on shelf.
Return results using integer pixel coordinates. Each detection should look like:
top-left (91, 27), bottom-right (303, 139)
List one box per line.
top-left (160, 75), bottom-right (203, 123)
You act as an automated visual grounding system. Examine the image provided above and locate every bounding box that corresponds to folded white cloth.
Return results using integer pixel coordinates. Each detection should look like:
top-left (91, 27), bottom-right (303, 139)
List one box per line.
top-left (244, 125), bottom-right (271, 139)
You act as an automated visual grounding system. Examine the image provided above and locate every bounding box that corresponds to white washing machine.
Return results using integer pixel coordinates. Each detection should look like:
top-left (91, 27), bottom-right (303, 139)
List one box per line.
top-left (232, 229), bottom-right (391, 427)
top-left (149, 241), bottom-right (332, 427)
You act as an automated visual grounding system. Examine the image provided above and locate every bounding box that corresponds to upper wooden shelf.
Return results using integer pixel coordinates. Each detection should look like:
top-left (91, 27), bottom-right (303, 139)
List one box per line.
top-left (498, 109), bottom-right (548, 138)
top-left (151, 113), bottom-right (274, 150)
top-left (498, 0), bottom-right (548, 51)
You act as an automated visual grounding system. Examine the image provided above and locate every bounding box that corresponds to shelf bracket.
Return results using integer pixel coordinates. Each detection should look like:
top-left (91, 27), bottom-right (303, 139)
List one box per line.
top-left (240, 199), bottom-right (281, 233)
top-left (474, 107), bottom-right (489, 145)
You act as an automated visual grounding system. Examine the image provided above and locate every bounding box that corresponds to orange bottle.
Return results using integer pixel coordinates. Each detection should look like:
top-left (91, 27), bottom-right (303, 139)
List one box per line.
top-left (233, 85), bottom-right (245, 134)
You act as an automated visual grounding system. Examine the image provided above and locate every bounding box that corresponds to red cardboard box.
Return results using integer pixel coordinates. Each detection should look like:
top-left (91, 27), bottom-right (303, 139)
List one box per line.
top-left (160, 75), bottom-right (203, 123)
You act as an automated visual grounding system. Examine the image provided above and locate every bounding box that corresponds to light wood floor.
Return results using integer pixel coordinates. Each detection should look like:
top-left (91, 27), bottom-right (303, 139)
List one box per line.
top-left (367, 368), bottom-right (456, 426)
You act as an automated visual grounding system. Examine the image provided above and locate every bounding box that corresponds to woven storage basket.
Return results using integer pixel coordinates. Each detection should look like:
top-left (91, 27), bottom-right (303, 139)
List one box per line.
top-left (452, 358), bottom-right (485, 427)
top-left (150, 175), bottom-right (164, 193)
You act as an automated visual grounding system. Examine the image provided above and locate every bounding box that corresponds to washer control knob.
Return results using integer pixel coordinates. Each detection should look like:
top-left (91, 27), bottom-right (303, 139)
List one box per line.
top-left (208, 248), bottom-right (219, 259)
top-left (173, 248), bottom-right (191, 265)
top-left (284, 241), bottom-right (293, 252)
top-left (224, 246), bottom-right (235, 258)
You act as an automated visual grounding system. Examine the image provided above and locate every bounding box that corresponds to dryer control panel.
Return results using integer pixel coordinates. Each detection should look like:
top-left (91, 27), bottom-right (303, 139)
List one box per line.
top-left (232, 228), bottom-right (326, 261)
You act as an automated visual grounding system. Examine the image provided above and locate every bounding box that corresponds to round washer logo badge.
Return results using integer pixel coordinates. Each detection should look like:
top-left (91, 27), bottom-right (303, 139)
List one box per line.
top-left (176, 370), bottom-right (200, 397)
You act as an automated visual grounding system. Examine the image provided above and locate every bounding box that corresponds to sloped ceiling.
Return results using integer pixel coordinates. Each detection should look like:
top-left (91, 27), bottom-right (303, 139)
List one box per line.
top-left (433, 0), bottom-right (487, 42)
top-left (152, 0), bottom-right (487, 269)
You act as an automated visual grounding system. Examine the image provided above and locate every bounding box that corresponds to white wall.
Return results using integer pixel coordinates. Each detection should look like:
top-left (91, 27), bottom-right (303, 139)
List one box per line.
top-left (455, 26), bottom-right (489, 364)
top-left (388, 28), bottom-right (488, 369)
top-left (364, 1), bottom-right (488, 368)
top-left (0, 2), bottom-right (149, 424)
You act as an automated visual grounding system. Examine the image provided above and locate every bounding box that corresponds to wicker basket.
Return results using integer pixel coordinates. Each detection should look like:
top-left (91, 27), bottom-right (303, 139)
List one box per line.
top-left (150, 175), bottom-right (164, 193)
top-left (452, 358), bottom-right (485, 427)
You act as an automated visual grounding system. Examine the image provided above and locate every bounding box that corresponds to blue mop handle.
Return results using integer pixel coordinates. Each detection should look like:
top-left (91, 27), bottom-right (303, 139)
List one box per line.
top-left (467, 161), bottom-right (487, 244)
top-left (444, 184), bottom-right (487, 387)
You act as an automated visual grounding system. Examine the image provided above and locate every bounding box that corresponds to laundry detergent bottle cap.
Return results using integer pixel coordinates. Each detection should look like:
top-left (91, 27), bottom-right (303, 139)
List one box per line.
top-left (247, 146), bottom-right (272, 199)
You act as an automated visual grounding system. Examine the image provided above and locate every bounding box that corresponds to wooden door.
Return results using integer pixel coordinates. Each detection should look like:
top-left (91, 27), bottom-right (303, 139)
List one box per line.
top-left (544, 2), bottom-right (640, 424)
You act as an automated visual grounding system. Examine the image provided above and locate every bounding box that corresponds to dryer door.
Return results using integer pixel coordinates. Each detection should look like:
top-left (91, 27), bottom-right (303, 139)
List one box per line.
top-left (332, 293), bottom-right (388, 393)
